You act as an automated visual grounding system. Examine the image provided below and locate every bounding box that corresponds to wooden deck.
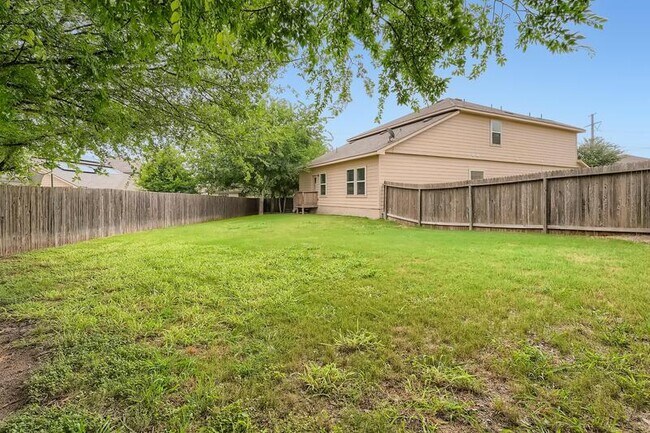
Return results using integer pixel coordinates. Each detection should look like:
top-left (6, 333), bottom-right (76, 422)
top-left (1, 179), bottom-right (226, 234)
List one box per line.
top-left (293, 191), bottom-right (318, 214)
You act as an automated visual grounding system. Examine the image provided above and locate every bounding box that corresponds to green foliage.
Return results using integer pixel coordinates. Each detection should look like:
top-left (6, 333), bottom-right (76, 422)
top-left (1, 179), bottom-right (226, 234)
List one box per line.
top-left (195, 100), bottom-right (327, 199)
top-left (0, 0), bottom-right (273, 175)
top-left (137, 147), bottom-right (198, 193)
top-left (578, 137), bottom-right (624, 167)
top-left (0, 146), bottom-right (30, 178)
top-left (1, 0), bottom-right (604, 174)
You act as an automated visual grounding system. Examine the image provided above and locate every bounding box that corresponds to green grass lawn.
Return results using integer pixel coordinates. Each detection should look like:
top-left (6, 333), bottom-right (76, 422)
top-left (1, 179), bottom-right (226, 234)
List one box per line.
top-left (1, 215), bottom-right (649, 432)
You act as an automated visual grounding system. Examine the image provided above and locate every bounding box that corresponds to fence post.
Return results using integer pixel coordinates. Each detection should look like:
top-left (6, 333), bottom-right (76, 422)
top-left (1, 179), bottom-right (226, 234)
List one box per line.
top-left (468, 185), bottom-right (474, 230)
top-left (542, 176), bottom-right (548, 234)
top-left (417, 188), bottom-right (422, 226)
top-left (383, 183), bottom-right (388, 219)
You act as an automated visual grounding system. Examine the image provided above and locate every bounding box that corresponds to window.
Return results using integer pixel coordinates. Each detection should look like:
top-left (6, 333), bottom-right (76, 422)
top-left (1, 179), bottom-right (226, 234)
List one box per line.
top-left (319, 173), bottom-right (327, 196)
top-left (356, 167), bottom-right (366, 195)
top-left (470, 170), bottom-right (484, 180)
top-left (491, 120), bottom-right (502, 145)
top-left (346, 167), bottom-right (366, 195)
top-left (346, 169), bottom-right (355, 195)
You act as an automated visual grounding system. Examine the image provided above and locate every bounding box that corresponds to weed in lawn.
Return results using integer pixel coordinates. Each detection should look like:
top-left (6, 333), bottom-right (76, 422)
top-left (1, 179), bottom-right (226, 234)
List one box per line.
top-left (204, 401), bottom-right (253, 433)
top-left (406, 389), bottom-right (477, 426)
top-left (0, 406), bottom-right (113, 433)
top-left (334, 326), bottom-right (381, 353)
top-left (600, 323), bottom-right (633, 348)
top-left (508, 344), bottom-right (555, 382)
top-left (299, 362), bottom-right (354, 398)
top-left (411, 355), bottom-right (483, 393)
top-left (338, 406), bottom-right (428, 433)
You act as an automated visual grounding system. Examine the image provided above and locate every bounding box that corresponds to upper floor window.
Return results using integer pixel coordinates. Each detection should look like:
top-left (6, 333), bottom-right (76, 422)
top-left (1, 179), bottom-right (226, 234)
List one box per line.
top-left (470, 170), bottom-right (484, 180)
top-left (491, 120), bottom-right (502, 146)
top-left (346, 167), bottom-right (366, 195)
top-left (319, 173), bottom-right (327, 196)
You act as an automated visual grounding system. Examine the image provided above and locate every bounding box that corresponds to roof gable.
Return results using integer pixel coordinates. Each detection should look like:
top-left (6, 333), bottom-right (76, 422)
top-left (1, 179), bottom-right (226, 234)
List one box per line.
top-left (309, 98), bottom-right (584, 168)
top-left (309, 111), bottom-right (457, 167)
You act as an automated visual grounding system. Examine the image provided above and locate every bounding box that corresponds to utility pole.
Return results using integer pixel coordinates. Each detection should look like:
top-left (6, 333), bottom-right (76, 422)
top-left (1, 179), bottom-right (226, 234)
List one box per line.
top-left (587, 113), bottom-right (602, 144)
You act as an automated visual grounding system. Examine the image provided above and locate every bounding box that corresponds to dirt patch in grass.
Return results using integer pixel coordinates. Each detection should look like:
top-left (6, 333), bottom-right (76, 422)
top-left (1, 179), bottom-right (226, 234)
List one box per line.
top-left (0, 321), bottom-right (39, 420)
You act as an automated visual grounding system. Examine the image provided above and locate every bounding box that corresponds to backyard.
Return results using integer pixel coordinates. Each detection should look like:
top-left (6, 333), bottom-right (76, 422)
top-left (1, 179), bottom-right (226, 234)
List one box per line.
top-left (0, 214), bottom-right (648, 432)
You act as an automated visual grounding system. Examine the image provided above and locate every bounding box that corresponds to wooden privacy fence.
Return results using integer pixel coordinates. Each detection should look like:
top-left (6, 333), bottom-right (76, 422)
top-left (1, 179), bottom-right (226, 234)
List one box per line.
top-left (0, 186), bottom-right (259, 256)
top-left (384, 161), bottom-right (650, 235)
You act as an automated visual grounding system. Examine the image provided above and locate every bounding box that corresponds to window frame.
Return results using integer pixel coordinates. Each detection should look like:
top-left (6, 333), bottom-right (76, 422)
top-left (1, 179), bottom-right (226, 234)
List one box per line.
top-left (469, 169), bottom-right (485, 181)
top-left (355, 167), bottom-right (366, 196)
top-left (345, 166), bottom-right (367, 197)
top-left (346, 169), bottom-right (355, 196)
top-left (319, 173), bottom-right (327, 196)
top-left (490, 119), bottom-right (502, 146)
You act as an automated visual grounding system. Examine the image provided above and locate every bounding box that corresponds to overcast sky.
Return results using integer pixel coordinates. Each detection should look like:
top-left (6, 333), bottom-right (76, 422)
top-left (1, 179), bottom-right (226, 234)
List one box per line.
top-left (277, 0), bottom-right (650, 157)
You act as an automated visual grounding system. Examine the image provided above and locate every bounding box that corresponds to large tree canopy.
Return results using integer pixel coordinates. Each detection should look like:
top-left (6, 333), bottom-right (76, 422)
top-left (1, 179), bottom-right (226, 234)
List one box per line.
top-left (0, 0), bottom-right (274, 174)
top-left (1, 0), bottom-right (604, 173)
top-left (194, 100), bottom-right (327, 200)
top-left (137, 147), bottom-right (199, 193)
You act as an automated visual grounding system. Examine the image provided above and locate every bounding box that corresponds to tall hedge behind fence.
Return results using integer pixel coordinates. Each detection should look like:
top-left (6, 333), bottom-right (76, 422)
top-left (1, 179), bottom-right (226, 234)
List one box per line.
top-left (385, 161), bottom-right (650, 235)
top-left (0, 186), bottom-right (259, 256)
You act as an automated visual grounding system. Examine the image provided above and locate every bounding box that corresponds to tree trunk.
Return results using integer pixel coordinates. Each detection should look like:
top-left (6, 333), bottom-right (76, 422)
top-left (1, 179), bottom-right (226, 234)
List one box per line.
top-left (258, 194), bottom-right (264, 215)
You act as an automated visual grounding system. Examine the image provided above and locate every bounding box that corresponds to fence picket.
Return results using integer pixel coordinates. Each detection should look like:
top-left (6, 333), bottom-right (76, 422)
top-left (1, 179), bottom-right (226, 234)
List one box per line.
top-left (384, 162), bottom-right (650, 235)
top-left (0, 187), bottom-right (258, 256)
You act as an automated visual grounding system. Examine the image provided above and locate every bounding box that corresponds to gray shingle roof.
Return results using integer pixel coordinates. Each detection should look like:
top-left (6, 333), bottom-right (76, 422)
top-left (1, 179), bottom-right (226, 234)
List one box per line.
top-left (51, 169), bottom-right (138, 190)
top-left (309, 98), bottom-right (584, 167)
top-left (309, 111), bottom-right (455, 167)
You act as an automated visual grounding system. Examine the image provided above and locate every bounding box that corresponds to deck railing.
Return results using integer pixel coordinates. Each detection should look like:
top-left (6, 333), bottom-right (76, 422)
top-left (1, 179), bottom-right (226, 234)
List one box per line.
top-left (293, 191), bottom-right (318, 211)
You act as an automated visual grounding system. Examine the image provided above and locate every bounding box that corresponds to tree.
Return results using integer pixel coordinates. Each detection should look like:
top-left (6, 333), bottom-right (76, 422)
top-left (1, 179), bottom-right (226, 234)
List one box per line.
top-left (137, 147), bottom-right (198, 193)
top-left (578, 137), bottom-right (624, 167)
top-left (1, 0), bottom-right (604, 172)
top-left (195, 100), bottom-right (327, 212)
top-left (0, 0), bottom-right (274, 176)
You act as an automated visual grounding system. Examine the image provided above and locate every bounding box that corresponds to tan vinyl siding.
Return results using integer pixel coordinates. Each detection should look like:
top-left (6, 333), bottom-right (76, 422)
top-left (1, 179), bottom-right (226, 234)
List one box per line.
top-left (301, 156), bottom-right (381, 218)
top-left (314, 205), bottom-right (381, 219)
top-left (388, 112), bottom-right (578, 168)
top-left (299, 172), bottom-right (314, 192)
top-left (379, 153), bottom-right (566, 185)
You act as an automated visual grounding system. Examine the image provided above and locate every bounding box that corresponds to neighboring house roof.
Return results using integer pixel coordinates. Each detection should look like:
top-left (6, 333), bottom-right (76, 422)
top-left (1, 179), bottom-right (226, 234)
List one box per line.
top-left (106, 157), bottom-right (139, 175)
top-left (36, 158), bottom-right (139, 190)
top-left (309, 98), bottom-right (584, 168)
top-left (616, 154), bottom-right (650, 165)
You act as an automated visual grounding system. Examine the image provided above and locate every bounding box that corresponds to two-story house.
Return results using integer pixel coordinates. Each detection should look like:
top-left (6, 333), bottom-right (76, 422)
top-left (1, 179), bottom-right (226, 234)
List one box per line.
top-left (297, 98), bottom-right (585, 218)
